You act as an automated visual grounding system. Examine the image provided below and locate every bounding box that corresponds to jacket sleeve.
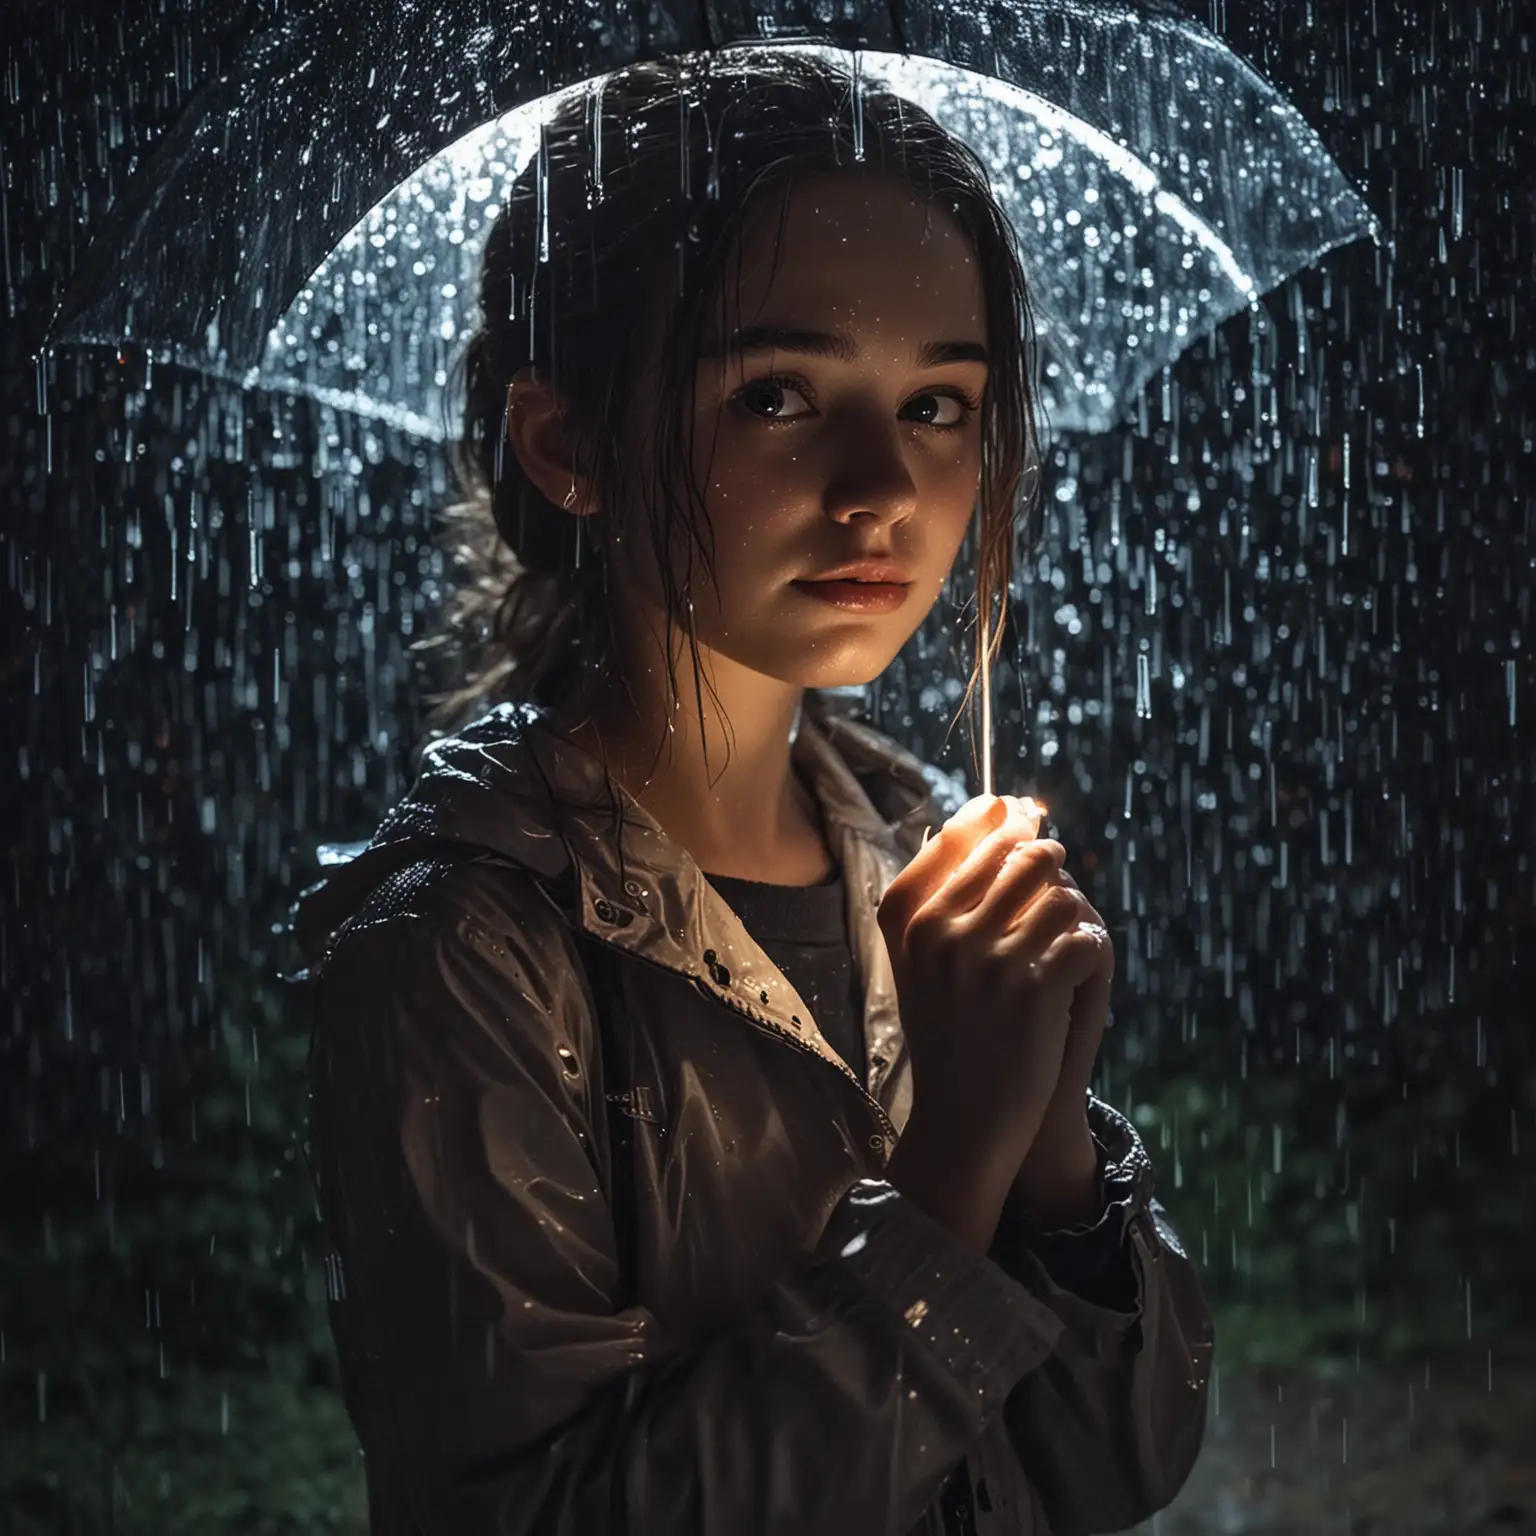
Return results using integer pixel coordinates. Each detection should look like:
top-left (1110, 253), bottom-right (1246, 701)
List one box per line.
top-left (309, 861), bottom-right (1078, 1536)
top-left (1000, 1133), bottom-right (1137, 1311)
top-left (987, 1096), bottom-right (1216, 1535)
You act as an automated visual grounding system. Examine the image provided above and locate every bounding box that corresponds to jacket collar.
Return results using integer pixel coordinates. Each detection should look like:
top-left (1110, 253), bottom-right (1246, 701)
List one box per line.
top-left (292, 691), bottom-right (941, 977)
top-left (290, 692), bottom-right (951, 1137)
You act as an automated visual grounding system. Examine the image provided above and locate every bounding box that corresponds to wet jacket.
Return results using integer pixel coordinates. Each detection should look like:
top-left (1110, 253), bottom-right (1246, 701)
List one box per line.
top-left (292, 693), bottom-right (1214, 1536)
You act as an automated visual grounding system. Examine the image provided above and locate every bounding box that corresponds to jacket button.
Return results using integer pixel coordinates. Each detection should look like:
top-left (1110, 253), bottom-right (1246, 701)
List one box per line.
top-left (760, 990), bottom-right (769, 1003)
top-left (593, 899), bottom-right (616, 923)
top-left (703, 948), bottom-right (717, 965)
top-left (712, 963), bottom-right (731, 986)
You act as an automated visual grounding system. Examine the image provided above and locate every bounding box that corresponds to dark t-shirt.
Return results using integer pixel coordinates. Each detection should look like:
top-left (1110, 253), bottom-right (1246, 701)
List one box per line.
top-left (703, 864), bottom-right (868, 1088)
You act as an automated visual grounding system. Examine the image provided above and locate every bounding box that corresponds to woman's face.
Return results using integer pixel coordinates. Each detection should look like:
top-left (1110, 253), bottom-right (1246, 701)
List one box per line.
top-left (612, 172), bottom-right (990, 693)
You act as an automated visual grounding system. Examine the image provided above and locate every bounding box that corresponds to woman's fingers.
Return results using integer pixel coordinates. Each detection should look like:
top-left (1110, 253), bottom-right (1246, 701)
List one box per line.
top-left (933, 796), bottom-right (1055, 912)
top-left (881, 794), bottom-right (1053, 950)
top-left (880, 794), bottom-right (1006, 941)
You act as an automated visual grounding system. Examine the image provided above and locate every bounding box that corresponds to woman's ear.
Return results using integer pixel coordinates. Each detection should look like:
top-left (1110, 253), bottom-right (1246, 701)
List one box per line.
top-left (504, 369), bottom-right (595, 517)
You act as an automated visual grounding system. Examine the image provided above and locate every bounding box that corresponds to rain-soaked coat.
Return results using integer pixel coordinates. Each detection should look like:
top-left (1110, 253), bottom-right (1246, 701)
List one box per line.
top-left (291, 692), bottom-right (1214, 1536)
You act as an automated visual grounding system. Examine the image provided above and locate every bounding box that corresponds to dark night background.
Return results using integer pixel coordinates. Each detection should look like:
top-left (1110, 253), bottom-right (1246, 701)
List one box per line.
top-left (3, 1), bottom-right (1533, 1530)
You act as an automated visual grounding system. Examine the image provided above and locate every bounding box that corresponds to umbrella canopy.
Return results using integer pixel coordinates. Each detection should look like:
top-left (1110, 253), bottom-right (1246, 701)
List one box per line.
top-left (41, 0), bottom-right (1378, 438)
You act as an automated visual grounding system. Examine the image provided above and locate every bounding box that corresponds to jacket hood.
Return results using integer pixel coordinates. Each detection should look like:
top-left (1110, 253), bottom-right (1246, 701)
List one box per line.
top-left (290, 690), bottom-right (969, 974)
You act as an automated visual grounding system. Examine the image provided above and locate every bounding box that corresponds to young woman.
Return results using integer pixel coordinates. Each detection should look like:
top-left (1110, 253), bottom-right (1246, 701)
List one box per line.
top-left (296, 49), bottom-right (1214, 1536)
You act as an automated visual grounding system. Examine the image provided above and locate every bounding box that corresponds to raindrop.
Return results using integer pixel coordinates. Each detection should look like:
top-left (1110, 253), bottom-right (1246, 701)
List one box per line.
top-left (850, 50), bottom-right (866, 163)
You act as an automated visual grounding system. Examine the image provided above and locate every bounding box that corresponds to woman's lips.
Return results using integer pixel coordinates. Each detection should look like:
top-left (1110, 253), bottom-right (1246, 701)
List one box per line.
top-left (791, 579), bottom-right (912, 613)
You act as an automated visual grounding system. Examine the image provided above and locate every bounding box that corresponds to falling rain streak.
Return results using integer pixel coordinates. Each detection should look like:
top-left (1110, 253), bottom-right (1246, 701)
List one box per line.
top-left (3, 1), bottom-right (1533, 1531)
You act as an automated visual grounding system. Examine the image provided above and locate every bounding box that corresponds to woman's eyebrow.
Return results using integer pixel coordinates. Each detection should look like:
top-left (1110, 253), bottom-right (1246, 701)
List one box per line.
top-left (702, 324), bottom-right (989, 370)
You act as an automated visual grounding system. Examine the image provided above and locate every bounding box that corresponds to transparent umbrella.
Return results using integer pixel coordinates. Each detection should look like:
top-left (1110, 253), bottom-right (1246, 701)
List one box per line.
top-left (251, 43), bottom-right (1377, 442)
top-left (39, 0), bottom-right (1379, 797)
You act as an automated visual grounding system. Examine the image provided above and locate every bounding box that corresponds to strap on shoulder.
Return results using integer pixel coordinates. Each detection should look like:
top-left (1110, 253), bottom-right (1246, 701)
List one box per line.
top-left (517, 861), bottom-right (640, 1313)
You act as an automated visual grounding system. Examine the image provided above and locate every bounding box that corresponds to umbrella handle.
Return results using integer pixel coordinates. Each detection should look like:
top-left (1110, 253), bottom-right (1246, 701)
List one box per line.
top-left (975, 498), bottom-right (993, 800)
top-left (980, 608), bottom-right (993, 800)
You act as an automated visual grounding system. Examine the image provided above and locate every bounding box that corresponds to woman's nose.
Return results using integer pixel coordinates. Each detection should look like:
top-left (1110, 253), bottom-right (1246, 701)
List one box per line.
top-left (822, 426), bottom-right (920, 526)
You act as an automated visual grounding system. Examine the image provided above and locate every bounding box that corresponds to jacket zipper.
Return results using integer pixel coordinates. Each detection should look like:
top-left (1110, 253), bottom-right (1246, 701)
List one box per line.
top-left (691, 973), bottom-right (900, 1148)
top-left (937, 1458), bottom-right (978, 1536)
top-left (579, 922), bottom-right (900, 1150)
top-left (706, 994), bottom-right (973, 1530)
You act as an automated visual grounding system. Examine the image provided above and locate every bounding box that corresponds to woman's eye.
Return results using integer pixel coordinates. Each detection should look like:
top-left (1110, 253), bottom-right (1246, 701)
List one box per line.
top-left (735, 378), bottom-right (977, 429)
top-left (901, 391), bottom-right (972, 429)
top-left (738, 378), bottom-right (814, 421)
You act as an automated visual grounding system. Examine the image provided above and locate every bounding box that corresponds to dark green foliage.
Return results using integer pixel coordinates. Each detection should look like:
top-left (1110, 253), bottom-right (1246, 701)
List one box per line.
top-left (1131, 1066), bottom-right (1535, 1371)
top-left (2, 979), bottom-right (365, 1533)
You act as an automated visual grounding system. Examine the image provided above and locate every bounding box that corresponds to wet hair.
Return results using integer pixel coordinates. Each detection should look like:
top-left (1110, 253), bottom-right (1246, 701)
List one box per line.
top-left (417, 47), bottom-right (1043, 765)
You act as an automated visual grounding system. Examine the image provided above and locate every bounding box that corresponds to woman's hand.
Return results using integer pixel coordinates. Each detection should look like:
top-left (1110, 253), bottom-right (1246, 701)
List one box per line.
top-left (1007, 857), bottom-right (1115, 1229)
top-left (877, 794), bottom-right (1113, 1251)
